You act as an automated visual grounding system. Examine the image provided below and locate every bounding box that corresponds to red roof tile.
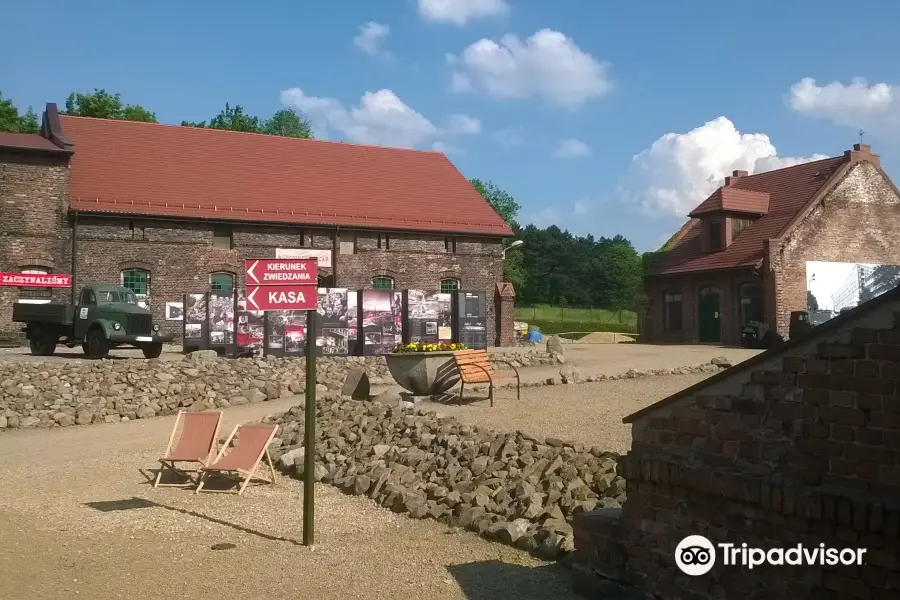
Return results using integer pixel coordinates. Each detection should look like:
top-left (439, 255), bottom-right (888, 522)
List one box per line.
top-left (648, 156), bottom-right (848, 276)
top-left (60, 116), bottom-right (513, 237)
top-left (689, 187), bottom-right (770, 217)
top-left (0, 132), bottom-right (68, 153)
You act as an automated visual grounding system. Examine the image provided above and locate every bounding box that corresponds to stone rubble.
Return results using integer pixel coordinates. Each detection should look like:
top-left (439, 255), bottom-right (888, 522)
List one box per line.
top-left (265, 394), bottom-right (627, 560)
top-left (0, 350), bottom-right (557, 430)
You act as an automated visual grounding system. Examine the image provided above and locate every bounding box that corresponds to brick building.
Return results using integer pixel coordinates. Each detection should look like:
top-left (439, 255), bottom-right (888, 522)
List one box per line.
top-left (0, 104), bottom-right (515, 344)
top-left (642, 144), bottom-right (900, 345)
top-left (574, 285), bottom-right (900, 599)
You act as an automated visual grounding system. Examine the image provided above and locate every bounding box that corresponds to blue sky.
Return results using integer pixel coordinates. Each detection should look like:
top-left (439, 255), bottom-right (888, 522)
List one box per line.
top-left (3, 0), bottom-right (900, 251)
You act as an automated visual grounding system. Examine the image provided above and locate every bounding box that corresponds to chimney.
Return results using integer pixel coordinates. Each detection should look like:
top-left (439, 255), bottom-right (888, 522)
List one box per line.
top-left (724, 170), bottom-right (748, 186)
top-left (844, 143), bottom-right (880, 167)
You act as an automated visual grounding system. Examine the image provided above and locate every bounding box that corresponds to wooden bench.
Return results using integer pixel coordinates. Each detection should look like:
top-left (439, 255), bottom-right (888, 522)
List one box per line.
top-left (452, 349), bottom-right (521, 407)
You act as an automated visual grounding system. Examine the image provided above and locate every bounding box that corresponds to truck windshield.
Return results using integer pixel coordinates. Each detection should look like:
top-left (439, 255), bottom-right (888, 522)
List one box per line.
top-left (96, 291), bottom-right (139, 304)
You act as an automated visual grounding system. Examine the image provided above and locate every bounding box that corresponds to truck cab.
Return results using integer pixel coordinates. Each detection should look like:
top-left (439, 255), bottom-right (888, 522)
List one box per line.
top-left (13, 284), bottom-right (173, 359)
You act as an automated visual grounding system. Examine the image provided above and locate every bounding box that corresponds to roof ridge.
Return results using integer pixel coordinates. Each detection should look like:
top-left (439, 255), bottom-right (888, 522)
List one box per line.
top-left (738, 154), bottom-right (843, 180)
top-left (59, 114), bottom-right (447, 155)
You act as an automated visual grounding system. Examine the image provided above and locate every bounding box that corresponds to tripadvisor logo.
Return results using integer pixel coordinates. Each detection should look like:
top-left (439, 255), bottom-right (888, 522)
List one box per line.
top-left (675, 535), bottom-right (867, 576)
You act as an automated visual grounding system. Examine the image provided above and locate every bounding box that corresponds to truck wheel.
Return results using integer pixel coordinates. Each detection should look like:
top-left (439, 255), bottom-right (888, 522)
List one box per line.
top-left (28, 329), bottom-right (56, 356)
top-left (84, 328), bottom-right (110, 360)
top-left (142, 343), bottom-right (163, 359)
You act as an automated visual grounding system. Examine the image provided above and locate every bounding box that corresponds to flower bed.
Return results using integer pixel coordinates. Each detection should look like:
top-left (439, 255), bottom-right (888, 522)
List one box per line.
top-left (390, 342), bottom-right (467, 353)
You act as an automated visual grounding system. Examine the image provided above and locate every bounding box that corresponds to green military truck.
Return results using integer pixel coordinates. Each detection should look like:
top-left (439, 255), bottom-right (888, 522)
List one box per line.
top-left (12, 284), bottom-right (173, 359)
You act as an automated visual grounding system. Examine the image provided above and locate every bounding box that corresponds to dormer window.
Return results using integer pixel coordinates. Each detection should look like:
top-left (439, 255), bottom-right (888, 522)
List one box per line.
top-left (708, 221), bottom-right (723, 252)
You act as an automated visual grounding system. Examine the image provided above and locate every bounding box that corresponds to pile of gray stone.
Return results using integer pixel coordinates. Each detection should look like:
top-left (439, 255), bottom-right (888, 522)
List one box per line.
top-left (268, 394), bottom-right (626, 560)
top-left (0, 349), bottom-right (556, 430)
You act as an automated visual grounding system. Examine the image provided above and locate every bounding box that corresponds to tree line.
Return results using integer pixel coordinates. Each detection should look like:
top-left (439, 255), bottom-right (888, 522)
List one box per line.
top-left (0, 89), bottom-right (313, 138)
top-left (2, 90), bottom-right (646, 311)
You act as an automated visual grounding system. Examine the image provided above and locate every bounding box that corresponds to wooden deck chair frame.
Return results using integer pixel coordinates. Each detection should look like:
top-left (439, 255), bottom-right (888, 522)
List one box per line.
top-left (153, 410), bottom-right (222, 488)
top-left (195, 423), bottom-right (279, 496)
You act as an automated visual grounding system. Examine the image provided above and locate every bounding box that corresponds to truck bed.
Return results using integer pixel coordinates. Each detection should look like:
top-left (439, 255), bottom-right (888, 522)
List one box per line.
top-left (12, 302), bottom-right (74, 325)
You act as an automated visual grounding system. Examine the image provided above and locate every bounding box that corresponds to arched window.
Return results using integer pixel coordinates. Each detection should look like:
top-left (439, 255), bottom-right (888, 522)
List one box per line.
top-left (18, 267), bottom-right (52, 304)
top-left (210, 272), bottom-right (235, 294)
top-left (372, 276), bottom-right (394, 290)
top-left (440, 279), bottom-right (460, 294)
top-left (663, 291), bottom-right (682, 331)
top-left (739, 282), bottom-right (763, 325)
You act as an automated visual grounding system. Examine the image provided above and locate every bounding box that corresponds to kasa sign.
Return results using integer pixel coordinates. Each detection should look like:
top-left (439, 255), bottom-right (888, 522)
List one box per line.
top-left (244, 258), bottom-right (318, 311)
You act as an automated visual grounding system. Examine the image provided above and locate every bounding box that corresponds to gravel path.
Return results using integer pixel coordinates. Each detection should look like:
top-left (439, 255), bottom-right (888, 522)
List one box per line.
top-left (0, 396), bottom-right (578, 600)
top-left (419, 373), bottom-right (713, 454)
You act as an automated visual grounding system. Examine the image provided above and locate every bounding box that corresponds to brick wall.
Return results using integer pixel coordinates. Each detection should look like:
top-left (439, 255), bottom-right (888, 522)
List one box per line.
top-left (0, 151), bottom-right (508, 346)
top-left (0, 151), bottom-right (71, 343)
top-left (575, 294), bottom-right (900, 599)
top-left (776, 161), bottom-right (900, 337)
top-left (643, 271), bottom-right (761, 346)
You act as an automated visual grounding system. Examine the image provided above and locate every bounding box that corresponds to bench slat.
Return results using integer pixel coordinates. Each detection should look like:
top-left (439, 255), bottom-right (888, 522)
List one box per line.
top-left (454, 349), bottom-right (495, 383)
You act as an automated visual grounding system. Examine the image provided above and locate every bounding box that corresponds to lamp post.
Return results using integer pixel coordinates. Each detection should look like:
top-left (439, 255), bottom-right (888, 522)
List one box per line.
top-left (502, 239), bottom-right (523, 260)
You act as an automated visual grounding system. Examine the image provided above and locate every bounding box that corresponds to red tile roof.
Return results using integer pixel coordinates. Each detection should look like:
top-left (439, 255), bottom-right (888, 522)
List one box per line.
top-left (60, 116), bottom-right (513, 237)
top-left (647, 155), bottom-right (848, 276)
top-left (0, 132), bottom-right (69, 153)
top-left (688, 187), bottom-right (770, 217)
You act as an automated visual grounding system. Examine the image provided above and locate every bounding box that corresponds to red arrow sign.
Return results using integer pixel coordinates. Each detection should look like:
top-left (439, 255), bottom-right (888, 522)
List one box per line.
top-left (246, 285), bottom-right (318, 311)
top-left (245, 258), bottom-right (318, 286)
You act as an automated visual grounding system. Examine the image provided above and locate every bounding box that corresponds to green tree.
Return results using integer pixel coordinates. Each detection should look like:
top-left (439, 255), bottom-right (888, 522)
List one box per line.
top-left (207, 103), bottom-right (261, 133)
top-left (0, 93), bottom-right (40, 133)
top-left (470, 179), bottom-right (525, 291)
top-left (470, 179), bottom-right (521, 229)
top-left (263, 108), bottom-right (313, 138)
top-left (63, 88), bottom-right (157, 122)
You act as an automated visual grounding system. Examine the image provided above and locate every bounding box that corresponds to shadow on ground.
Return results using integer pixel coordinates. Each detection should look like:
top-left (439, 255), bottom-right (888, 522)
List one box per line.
top-left (447, 560), bottom-right (580, 600)
top-left (84, 496), bottom-right (304, 546)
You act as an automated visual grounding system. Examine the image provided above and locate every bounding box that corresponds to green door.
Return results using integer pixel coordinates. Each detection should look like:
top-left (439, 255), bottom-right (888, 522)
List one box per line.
top-left (698, 288), bottom-right (721, 343)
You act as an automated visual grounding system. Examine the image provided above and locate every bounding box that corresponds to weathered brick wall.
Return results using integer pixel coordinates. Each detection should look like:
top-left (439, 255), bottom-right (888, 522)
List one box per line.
top-left (0, 152), bottom-right (507, 347)
top-left (643, 271), bottom-right (761, 346)
top-left (776, 161), bottom-right (900, 337)
top-left (0, 151), bottom-right (71, 343)
top-left (599, 300), bottom-right (900, 599)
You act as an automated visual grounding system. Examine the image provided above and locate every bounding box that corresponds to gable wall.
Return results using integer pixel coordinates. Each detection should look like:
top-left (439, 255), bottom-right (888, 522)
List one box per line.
top-left (776, 161), bottom-right (900, 336)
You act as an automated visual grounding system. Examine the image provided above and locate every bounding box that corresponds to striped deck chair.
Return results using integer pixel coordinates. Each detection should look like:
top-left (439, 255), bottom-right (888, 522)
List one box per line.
top-left (154, 410), bottom-right (223, 487)
top-left (195, 423), bottom-right (279, 496)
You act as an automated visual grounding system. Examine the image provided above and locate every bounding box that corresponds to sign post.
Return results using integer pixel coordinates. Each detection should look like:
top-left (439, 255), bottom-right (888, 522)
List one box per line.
top-left (303, 309), bottom-right (317, 546)
top-left (244, 258), bottom-right (319, 546)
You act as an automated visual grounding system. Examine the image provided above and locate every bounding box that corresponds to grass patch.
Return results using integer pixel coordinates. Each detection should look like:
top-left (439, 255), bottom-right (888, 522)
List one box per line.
top-left (515, 304), bottom-right (637, 326)
top-left (526, 319), bottom-right (638, 335)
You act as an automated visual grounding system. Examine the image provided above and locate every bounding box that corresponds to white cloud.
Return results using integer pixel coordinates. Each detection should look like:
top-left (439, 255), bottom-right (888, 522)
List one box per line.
top-left (788, 77), bottom-right (900, 131)
top-left (280, 88), bottom-right (482, 150)
top-left (573, 200), bottom-right (590, 216)
top-left (418, 0), bottom-right (509, 26)
top-left (353, 22), bottom-right (390, 56)
top-left (526, 206), bottom-right (561, 228)
top-left (492, 126), bottom-right (524, 148)
top-left (446, 114), bottom-right (482, 135)
top-left (449, 29), bottom-right (611, 109)
top-left (618, 116), bottom-right (829, 217)
top-left (280, 88), bottom-right (439, 149)
top-left (555, 138), bottom-right (591, 158)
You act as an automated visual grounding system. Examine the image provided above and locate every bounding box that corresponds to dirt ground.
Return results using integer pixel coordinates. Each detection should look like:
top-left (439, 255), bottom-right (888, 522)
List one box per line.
top-left (420, 372), bottom-right (712, 454)
top-left (0, 364), bottom-right (718, 600)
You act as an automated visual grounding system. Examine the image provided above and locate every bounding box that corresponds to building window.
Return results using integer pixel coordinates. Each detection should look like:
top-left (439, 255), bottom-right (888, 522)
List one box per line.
top-left (212, 225), bottom-right (233, 249)
top-left (739, 282), bottom-right (763, 325)
top-left (122, 269), bottom-right (149, 295)
top-left (18, 267), bottom-right (52, 304)
top-left (663, 291), bottom-right (682, 331)
top-left (708, 221), bottom-right (722, 251)
top-left (445, 237), bottom-right (457, 253)
top-left (378, 233), bottom-right (391, 250)
top-left (372, 276), bottom-right (394, 290)
top-left (210, 272), bottom-right (235, 294)
top-left (440, 279), bottom-right (460, 293)
top-left (339, 232), bottom-right (356, 255)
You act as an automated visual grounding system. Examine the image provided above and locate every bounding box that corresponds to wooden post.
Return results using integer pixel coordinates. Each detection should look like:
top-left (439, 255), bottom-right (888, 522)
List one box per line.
top-left (302, 308), bottom-right (317, 546)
